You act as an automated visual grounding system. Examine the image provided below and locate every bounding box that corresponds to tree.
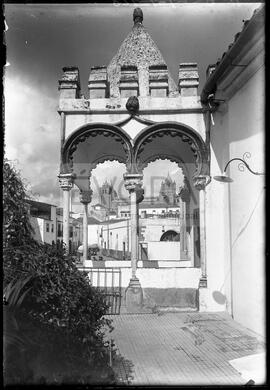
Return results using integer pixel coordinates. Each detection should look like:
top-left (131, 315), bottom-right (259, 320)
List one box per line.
top-left (3, 159), bottom-right (115, 385)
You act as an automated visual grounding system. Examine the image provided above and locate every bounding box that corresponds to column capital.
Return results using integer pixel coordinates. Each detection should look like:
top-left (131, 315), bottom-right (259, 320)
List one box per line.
top-left (123, 173), bottom-right (143, 193)
top-left (58, 173), bottom-right (74, 191)
top-left (79, 189), bottom-right (93, 204)
top-left (193, 175), bottom-right (211, 191)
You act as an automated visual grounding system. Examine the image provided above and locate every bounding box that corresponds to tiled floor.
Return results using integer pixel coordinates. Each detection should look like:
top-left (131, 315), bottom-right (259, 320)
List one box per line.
top-left (105, 312), bottom-right (265, 386)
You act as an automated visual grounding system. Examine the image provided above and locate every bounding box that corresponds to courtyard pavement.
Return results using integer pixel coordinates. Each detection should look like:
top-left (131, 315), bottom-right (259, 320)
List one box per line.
top-left (105, 312), bottom-right (266, 386)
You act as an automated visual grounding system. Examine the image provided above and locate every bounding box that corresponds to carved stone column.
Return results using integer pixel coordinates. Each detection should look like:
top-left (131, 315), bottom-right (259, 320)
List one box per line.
top-left (79, 190), bottom-right (92, 265)
top-left (124, 172), bottom-right (144, 313)
top-left (179, 177), bottom-right (190, 260)
top-left (58, 173), bottom-right (74, 252)
top-left (193, 175), bottom-right (211, 288)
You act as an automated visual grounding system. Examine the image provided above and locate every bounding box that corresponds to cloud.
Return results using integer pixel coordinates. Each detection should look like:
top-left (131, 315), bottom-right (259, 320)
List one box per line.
top-left (4, 75), bottom-right (61, 204)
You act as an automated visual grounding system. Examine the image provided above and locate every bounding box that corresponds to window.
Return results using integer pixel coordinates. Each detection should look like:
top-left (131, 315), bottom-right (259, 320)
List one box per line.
top-left (51, 224), bottom-right (54, 233)
top-left (57, 223), bottom-right (62, 237)
top-left (46, 223), bottom-right (49, 232)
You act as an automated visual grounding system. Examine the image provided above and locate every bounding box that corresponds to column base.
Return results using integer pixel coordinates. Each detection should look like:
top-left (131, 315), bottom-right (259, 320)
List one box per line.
top-left (125, 277), bottom-right (143, 313)
top-left (199, 275), bottom-right (207, 288)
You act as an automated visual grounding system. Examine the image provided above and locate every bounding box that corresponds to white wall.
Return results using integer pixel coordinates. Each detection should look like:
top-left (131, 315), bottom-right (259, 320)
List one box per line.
top-left (210, 63), bottom-right (265, 335)
top-left (82, 265), bottom-right (201, 289)
top-left (30, 216), bottom-right (43, 242)
top-left (147, 242), bottom-right (180, 261)
top-left (91, 219), bottom-right (131, 252)
top-left (43, 219), bottom-right (57, 244)
top-left (227, 67), bottom-right (265, 336)
top-left (140, 217), bottom-right (180, 242)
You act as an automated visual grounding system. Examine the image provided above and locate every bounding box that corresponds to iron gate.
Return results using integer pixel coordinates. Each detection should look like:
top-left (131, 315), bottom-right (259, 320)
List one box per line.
top-left (85, 268), bottom-right (122, 315)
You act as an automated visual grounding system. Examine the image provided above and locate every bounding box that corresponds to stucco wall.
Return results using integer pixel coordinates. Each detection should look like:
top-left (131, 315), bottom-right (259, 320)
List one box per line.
top-left (227, 67), bottom-right (265, 336)
top-left (210, 65), bottom-right (264, 335)
top-left (147, 242), bottom-right (180, 261)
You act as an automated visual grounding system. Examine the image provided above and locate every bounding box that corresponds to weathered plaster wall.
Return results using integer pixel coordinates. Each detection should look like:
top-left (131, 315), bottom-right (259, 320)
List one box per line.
top-left (227, 66), bottom-right (265, 336)
top-left (208, 65), bottom-right (264, 335)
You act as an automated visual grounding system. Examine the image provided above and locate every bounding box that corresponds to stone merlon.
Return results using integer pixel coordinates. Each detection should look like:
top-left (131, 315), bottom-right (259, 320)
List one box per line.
top-left (58, 66), bottom-right (81, 99)
top-left (178, 63), bottom-right (199, 97)
top-left (88, 66), bottom-right (108, 99)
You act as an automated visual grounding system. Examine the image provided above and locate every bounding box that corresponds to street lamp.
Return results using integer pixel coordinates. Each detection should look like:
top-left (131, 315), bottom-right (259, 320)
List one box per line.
top-left (213, 152), bottom-right (264, 183)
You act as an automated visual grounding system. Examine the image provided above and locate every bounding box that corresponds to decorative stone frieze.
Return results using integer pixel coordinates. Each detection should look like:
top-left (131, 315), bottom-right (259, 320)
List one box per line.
top-left (193, 175), bottom-right (211, 191)
top-left (149, 65), bottom-right (169, 97)
top-left (58, 173), bottom-right (74, 191)
top-left (58, 66), bottom-right (81, 99)
top-left (79, 189), bottom-right (93, 204)
top-left (178, 63), bottom-right (199, 97)
top-left (88, 66), bottom-right (108, 99)
top-left (59, 99), bottom-right (90, 111)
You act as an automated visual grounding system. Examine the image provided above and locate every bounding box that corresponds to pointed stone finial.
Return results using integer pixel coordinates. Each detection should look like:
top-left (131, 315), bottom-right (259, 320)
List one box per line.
top-left (133, 8), bottom-right (143, 25)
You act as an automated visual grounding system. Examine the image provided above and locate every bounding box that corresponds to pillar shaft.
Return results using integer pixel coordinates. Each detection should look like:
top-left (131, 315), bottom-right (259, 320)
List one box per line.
top-left (180, 199), bottom-right (187, 258)
top-left (124, 173), bottom-right (144, 281)
top-left (83, 203), bottom-right (88, 262)
top-left (79, 190), bottom-right (93, 266)
top-left (199, 189), bottom-right (207, 279)
top-left (179, 177), bottom-right (190, 260)
top-left (58, 173), bottom-right (74, 253)
top-left (130, 190), bottom-right (138, 279)
top-left (193, 175), bottom-right (211, 288)
top-left (124, 172), bottom-right (144, 313)
top-left (63, 189), bottom-right (70, 248)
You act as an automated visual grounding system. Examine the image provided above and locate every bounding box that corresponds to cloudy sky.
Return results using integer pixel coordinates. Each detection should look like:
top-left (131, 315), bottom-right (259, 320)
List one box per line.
top-left (4, 2), bottom-right (261, 210)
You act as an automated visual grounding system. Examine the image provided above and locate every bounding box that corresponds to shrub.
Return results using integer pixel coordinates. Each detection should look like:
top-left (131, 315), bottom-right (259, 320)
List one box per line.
top-left (3, 159), bottom-right (115, 384)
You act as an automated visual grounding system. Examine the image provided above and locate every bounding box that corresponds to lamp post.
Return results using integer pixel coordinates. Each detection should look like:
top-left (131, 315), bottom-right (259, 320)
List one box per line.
top-left (213, 152), bottom-right (264, 182)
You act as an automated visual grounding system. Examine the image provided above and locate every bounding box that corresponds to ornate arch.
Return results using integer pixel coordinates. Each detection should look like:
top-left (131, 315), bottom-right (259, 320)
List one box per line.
top-left (61, 123), bottom-right (133, 191)
top-left (133, 122), bottom-right (209, 179)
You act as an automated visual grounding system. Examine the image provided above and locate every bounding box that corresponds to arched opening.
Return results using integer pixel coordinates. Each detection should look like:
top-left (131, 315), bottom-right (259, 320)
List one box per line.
top-left (160, 230), bottom-right (179, 242)
top-left (60, 123), bottom-right (133, 261)
top-left (133, 122), bottom-right (207, 266)
top-left (62, 123), bottom-right (133, 192)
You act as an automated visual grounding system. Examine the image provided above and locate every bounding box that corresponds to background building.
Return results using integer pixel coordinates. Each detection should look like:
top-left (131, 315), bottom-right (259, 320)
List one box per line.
top-left (26, 199), bottom-right (83, 251)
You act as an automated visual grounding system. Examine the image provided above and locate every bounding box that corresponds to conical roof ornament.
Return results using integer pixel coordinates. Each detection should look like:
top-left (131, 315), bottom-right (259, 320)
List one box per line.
top-left (133, 8), bottom-right (143, 25)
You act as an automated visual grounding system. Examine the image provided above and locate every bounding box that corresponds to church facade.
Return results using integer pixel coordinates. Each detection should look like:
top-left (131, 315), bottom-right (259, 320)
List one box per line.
top-left (94, 172), bottom-right (179, 220)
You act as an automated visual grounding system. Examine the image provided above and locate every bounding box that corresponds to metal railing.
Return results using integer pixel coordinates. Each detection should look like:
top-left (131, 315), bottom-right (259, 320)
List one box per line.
top-left (84, 267), bottom-right (122, 315)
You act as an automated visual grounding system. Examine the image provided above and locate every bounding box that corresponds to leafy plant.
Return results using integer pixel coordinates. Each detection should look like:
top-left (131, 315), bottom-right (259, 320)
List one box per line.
top-left (3, 159), bottom-right (115, 384)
